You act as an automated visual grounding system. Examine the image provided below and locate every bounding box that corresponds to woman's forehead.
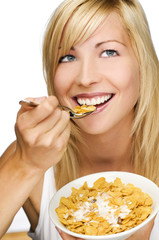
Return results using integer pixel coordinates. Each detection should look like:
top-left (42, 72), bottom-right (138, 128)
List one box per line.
top-left (65, 12), bottom-right (130, 50)
top-left (90, 13), bottom-right (130, 45)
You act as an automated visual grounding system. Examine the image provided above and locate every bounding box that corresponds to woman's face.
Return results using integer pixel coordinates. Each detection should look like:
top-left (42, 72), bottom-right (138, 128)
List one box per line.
top-left (54, 13), bottom-right (140, 135)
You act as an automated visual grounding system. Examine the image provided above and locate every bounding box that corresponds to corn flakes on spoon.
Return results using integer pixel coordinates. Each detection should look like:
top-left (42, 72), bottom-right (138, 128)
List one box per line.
top-left (19, 100), bottom-right (96, 119)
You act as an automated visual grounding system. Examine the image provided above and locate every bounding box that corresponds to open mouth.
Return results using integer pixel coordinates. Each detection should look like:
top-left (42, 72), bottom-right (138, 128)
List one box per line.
top-left (74, 93), bottom-right (114, 110)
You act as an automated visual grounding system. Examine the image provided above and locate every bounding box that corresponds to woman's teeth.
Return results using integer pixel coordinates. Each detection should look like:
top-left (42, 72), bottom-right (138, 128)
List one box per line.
top-left (77, 94), bottom-right (112, 106)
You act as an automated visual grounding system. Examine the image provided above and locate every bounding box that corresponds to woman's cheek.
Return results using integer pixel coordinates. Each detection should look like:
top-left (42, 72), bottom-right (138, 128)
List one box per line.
top-left (54, 63), bottom-right (78, 95)
top-left (54, 67), bottom-right (67, 96)
top-left (54, 69), bottom-right (72, 105)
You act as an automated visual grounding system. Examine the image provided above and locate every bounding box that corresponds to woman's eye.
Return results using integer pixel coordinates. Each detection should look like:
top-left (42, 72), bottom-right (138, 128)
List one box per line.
top-left (101, 49), bottom-right (118, 58)
top-left (59, 54), bottom-right (76, 63)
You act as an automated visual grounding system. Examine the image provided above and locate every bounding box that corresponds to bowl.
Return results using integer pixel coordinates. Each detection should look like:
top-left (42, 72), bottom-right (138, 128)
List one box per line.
top-left (49, 171), bottom-right (159, 240)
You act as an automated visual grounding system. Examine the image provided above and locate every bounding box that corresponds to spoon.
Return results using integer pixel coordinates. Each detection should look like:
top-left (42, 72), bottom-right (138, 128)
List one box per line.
top-left (19, 100), bottom-right (95, 119)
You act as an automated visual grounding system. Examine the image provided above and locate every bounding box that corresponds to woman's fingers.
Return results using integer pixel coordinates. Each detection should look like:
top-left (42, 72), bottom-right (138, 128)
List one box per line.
top-left (17, 96), bottom-right (47, 114)
top-left (37, 110), bottom-right (70, 151)
top-left (31, 107), bottom-right (64, 137)
top-left (15, 96), bottom-right (71, 171)
top-left (17, 96), bottom-right (59, 129)
top-left (21, 109), bottom-right (70, 148)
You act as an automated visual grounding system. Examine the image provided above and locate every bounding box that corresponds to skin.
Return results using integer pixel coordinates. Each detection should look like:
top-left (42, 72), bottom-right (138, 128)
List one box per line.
top-left (0, 12), bottom-right (154, 240)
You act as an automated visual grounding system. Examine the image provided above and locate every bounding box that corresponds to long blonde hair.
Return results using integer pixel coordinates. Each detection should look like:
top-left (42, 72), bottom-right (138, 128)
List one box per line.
top-left (43, 0), bottom-right (159, 189)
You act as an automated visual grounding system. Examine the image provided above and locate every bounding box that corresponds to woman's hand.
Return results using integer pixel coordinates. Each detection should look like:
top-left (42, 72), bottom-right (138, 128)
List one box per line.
top-left (15, 96), bottom-right (70, 173)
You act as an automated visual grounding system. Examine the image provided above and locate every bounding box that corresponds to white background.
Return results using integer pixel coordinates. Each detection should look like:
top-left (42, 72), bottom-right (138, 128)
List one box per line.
top-left (0, 0), bottom-right (158, 233)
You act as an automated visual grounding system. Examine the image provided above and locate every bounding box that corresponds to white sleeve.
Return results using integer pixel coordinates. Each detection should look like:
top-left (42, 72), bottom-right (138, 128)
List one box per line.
top-left (28, 167), bottom-right (62, 240)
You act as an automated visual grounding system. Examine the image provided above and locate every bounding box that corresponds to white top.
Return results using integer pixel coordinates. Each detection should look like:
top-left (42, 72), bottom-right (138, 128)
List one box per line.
top-left (28, 167), bottom-right (159, 240)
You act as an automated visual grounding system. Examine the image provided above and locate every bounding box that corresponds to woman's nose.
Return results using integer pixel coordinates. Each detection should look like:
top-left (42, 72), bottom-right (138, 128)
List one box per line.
top-left (76, 58), bottom-right (99, 87)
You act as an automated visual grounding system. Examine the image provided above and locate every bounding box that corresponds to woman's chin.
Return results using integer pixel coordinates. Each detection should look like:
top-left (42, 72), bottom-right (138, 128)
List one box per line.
top-left (74, 119), bottom-right (109, 135)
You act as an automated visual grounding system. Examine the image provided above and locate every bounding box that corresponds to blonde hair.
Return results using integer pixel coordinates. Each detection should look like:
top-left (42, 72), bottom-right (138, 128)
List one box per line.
top-left (43, 0), bottom-right (159, 189)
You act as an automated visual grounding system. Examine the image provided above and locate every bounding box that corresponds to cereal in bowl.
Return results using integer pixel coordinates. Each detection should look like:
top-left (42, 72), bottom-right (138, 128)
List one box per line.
top-left (55, 177), bottom-right (152, 235)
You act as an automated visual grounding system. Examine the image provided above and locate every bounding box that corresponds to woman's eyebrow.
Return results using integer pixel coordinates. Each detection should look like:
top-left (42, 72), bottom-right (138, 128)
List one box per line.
top-left (58, 46), bottom-right (75, 50)
top-left (58, 40), bottom-right (126, 51)
top-left (70, 46), bottom-right (75, 50)
top-left (95, 40), bottom-right (126, 48)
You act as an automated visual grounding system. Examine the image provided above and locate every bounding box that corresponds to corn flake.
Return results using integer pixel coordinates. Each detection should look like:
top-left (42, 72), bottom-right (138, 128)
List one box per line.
top-left (73, 105), bottom-right (96, 114)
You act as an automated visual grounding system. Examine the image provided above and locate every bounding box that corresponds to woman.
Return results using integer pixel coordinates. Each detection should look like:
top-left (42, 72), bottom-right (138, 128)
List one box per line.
top-left (0, 0), bottom-right (159, 239)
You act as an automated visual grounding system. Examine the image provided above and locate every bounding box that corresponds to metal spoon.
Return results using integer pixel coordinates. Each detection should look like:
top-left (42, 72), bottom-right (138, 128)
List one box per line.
top-left (19, 99), bottom-right (95, 119)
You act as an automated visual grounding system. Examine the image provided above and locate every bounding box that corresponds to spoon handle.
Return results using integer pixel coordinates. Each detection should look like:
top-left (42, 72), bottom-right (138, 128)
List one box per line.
top-left (19, 100), bottom-right (39, 107)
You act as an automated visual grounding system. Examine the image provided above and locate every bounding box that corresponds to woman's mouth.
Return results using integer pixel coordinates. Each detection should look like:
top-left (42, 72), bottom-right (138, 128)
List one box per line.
top-left (73, 93), bottom-right (114, 112)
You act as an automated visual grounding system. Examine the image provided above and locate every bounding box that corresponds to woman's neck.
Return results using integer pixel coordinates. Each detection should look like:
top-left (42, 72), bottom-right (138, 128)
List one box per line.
top-left (78, 118), bottom-right (134, 176)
